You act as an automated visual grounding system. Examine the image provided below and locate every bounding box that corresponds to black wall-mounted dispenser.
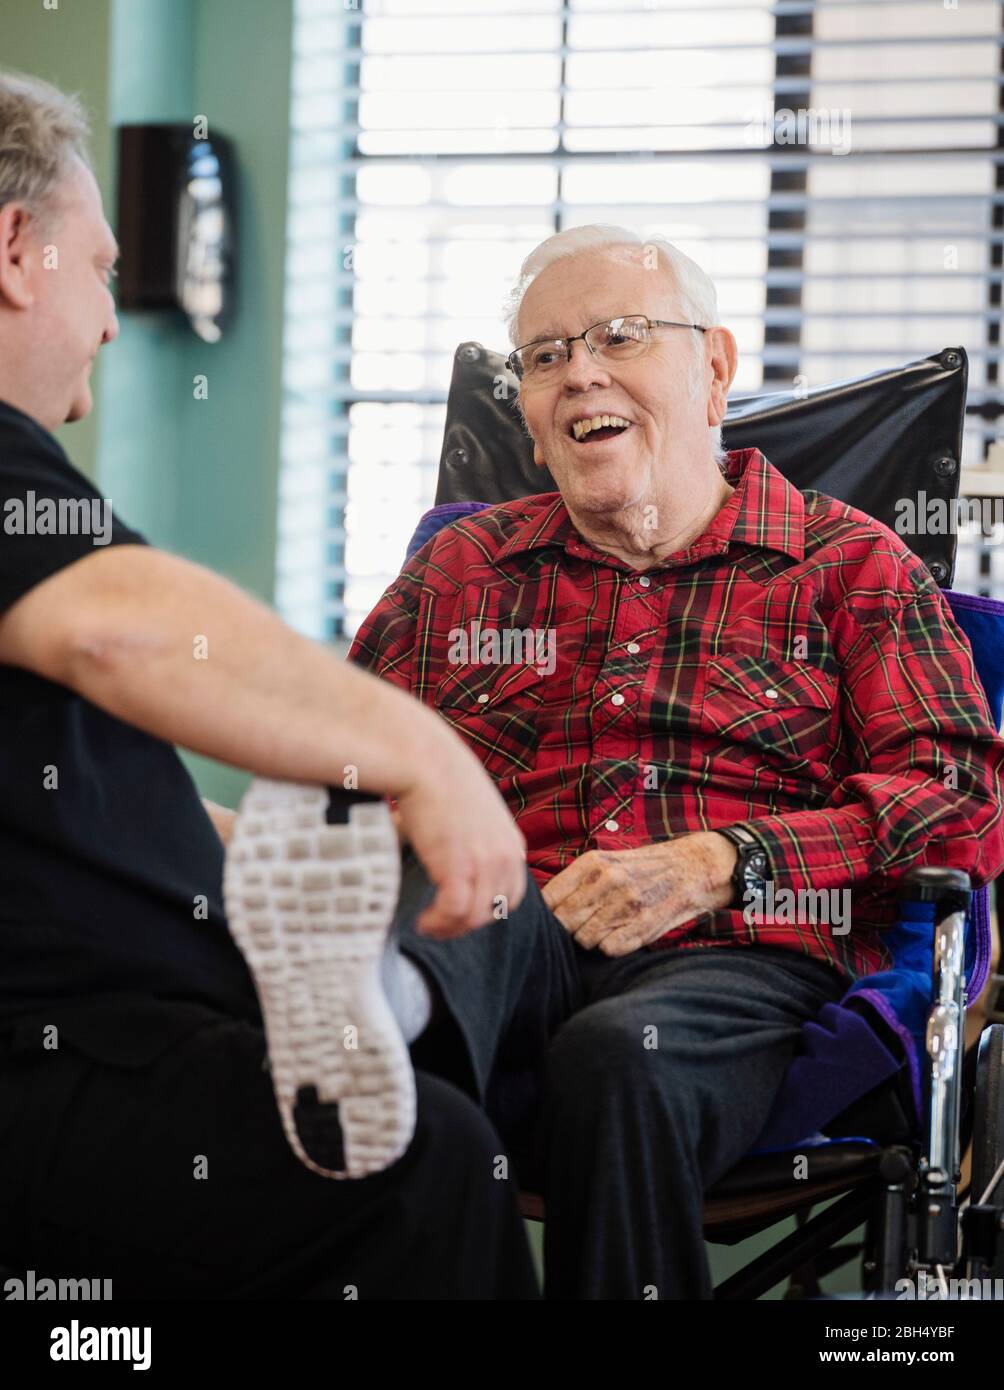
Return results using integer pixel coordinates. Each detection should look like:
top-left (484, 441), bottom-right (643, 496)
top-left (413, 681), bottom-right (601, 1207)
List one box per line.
top-left (116, 123), bottom-right (237, 343)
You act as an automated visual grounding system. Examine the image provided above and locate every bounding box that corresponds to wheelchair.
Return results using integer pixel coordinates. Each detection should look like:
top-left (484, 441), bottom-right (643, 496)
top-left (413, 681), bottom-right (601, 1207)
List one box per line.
top-left (407, 341), bottom-right (1004, 1299)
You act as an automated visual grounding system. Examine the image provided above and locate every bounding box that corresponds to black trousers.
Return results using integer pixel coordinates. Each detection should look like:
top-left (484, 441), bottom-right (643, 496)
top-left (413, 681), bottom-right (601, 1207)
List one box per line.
top-left (397, 850), bottom-right (848, 1300)
top-left (0, 1011), bottom-right (539, 1300)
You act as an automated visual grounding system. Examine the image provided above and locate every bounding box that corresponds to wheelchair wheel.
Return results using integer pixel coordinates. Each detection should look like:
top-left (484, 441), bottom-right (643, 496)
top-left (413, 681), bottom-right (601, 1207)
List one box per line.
top-left (971, 1023), bottom-right (1004, 1206)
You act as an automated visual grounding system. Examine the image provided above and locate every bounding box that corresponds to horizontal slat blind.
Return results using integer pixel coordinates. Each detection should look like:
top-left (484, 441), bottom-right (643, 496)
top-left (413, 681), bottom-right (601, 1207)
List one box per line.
top-left (277, 0), bottom-right (1004, 638)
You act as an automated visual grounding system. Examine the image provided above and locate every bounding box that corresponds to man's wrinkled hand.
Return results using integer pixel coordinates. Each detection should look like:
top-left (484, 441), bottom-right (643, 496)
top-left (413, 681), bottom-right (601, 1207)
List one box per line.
top-left (541, 833), bottom-right (736, 957)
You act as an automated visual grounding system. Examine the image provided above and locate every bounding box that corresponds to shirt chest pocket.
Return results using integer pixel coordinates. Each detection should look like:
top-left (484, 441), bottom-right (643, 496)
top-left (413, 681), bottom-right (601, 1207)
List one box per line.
top-left (432, 661), bottom-right (548, 778)
top-left (698, 652), bottom-right (839, 771)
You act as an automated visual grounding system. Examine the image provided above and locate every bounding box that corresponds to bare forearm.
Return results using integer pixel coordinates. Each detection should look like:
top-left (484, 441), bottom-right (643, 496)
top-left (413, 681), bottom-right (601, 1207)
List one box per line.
top-left (59, 548), bottom-right (466, 796)
top-left (0, 545), bottom-right (527, 937)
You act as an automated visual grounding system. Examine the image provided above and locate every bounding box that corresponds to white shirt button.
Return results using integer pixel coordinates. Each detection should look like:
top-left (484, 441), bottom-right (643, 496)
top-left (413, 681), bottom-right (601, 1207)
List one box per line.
top-left (610, 692), bottom-right (625, 706)
top-left (765, 688), bottom-right (779, 700)
top-left (477, 693), bottom-right (490, 703)
top-left (626, 642), bottom-right (641, 654)
top-left (604, 819), bottom-right (619, 832)
top-left (638, 576), bottom-right (651, 588)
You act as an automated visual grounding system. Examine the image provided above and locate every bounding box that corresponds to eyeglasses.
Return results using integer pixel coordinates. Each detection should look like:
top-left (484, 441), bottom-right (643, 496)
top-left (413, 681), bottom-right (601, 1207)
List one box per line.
top-left (506, 314), bottom-right (709, 385)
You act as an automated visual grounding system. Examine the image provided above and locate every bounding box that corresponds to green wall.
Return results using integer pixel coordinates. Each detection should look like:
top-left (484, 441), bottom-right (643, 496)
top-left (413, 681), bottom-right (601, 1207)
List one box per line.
top-left (180, 0), bottom-right (292, 808)
top-left (103, 0), bottom-right (294, 808)
top-left (2, 0), bottom-right (293, 808)
top-left (1, 0), bottom-right (114, 484)
top-left (99, 0), bottom-right (195, 543)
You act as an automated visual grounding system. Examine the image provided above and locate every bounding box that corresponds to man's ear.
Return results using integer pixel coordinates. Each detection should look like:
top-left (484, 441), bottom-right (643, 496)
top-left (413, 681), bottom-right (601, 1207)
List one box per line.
top-left (0, 203), bottom-right (40, 311)
top-left (514, 391), bottom-right (549, 469)
top-left (706, 326), bottom-right (738, 428)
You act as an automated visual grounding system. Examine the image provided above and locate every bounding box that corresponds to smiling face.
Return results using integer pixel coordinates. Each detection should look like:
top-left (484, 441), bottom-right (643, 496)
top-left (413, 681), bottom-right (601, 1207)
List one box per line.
top-left (0, 157), bottom-right (120, 430)
top-left (514, 244), bottom-right (733, 526)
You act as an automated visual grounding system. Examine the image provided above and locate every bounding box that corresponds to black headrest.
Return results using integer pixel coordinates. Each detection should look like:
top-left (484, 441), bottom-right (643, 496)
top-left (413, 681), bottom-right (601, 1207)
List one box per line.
top-left (436, 345), bottom-right (967, 586)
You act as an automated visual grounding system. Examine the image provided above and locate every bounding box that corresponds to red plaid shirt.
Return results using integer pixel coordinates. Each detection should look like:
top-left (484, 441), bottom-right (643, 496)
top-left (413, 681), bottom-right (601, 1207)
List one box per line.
top-left (347, 447), bottom-right (1004, 982)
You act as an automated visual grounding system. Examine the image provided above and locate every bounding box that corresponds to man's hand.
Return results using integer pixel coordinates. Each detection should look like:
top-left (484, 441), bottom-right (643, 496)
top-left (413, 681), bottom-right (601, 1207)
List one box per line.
top-left (541, 832), bottom-right (737, 957)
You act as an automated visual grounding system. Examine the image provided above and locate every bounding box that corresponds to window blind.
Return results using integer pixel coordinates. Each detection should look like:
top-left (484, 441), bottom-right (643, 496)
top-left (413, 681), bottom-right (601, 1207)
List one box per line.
top-left (277, 0), bottom-right (1004, 639)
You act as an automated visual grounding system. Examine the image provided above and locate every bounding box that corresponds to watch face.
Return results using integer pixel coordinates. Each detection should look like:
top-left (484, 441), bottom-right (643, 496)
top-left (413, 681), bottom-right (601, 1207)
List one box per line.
top-left (741, 849), bottom-right (768, 892)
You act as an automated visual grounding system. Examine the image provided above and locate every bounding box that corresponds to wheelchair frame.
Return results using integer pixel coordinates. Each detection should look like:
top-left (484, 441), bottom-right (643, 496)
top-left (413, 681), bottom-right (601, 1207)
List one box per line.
top-left (701, 866), bottom-right (1004, 1300)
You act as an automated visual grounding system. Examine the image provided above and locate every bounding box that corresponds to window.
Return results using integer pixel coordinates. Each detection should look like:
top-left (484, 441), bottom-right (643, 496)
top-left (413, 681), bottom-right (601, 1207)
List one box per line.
top-left (278, 0), bottom-right (1004, 638)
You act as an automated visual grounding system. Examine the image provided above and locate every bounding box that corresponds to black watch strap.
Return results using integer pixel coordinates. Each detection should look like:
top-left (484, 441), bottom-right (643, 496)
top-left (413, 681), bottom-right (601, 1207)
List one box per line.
top-left (716, 826), bottom-right (770, 910)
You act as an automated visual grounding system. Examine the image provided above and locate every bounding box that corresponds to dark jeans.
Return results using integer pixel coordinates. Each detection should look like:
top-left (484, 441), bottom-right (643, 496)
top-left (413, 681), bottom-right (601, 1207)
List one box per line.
top-left (396, 849), bottom-right (847, 1300)
top-left (0, 1011), bottom-right (539, 1299)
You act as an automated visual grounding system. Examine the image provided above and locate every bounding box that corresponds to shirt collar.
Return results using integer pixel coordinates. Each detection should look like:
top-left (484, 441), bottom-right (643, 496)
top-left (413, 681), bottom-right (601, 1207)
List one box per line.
top-left (494, 448), bottom-right (805, 569)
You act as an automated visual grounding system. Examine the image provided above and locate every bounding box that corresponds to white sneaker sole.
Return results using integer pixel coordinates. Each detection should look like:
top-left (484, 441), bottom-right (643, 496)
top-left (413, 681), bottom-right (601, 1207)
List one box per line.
top-left (222, 778), bottom-right (414, 1179)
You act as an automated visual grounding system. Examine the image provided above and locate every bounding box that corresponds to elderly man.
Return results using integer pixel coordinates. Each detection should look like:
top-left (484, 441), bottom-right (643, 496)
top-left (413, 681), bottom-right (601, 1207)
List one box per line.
top-left (0, 70), bottom-right (536, 1299)
top-left (347, 225), bottom-right (1004, 1298)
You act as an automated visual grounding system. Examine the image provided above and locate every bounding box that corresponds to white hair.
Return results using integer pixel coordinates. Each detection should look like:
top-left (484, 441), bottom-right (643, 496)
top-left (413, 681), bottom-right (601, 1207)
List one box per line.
top-left (503, 225), bottom-right (728, 469)
top-left (0, 69), bottom-right (91, 227)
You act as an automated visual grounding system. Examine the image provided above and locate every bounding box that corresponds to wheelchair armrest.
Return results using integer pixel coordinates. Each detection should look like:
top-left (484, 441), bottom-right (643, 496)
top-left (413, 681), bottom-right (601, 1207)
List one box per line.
top-left (897, 865), bottom-right (972, 916)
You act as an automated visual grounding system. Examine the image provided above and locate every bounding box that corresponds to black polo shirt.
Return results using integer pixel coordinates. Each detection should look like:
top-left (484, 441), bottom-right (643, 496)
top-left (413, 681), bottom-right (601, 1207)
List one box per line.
top-left (0, 398), bottom-right (261, 1065)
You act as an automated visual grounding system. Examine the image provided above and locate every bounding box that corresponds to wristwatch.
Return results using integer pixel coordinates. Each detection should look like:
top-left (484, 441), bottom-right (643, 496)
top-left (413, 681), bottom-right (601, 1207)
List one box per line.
top-left (715, 826), bottom-right (770, 910)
